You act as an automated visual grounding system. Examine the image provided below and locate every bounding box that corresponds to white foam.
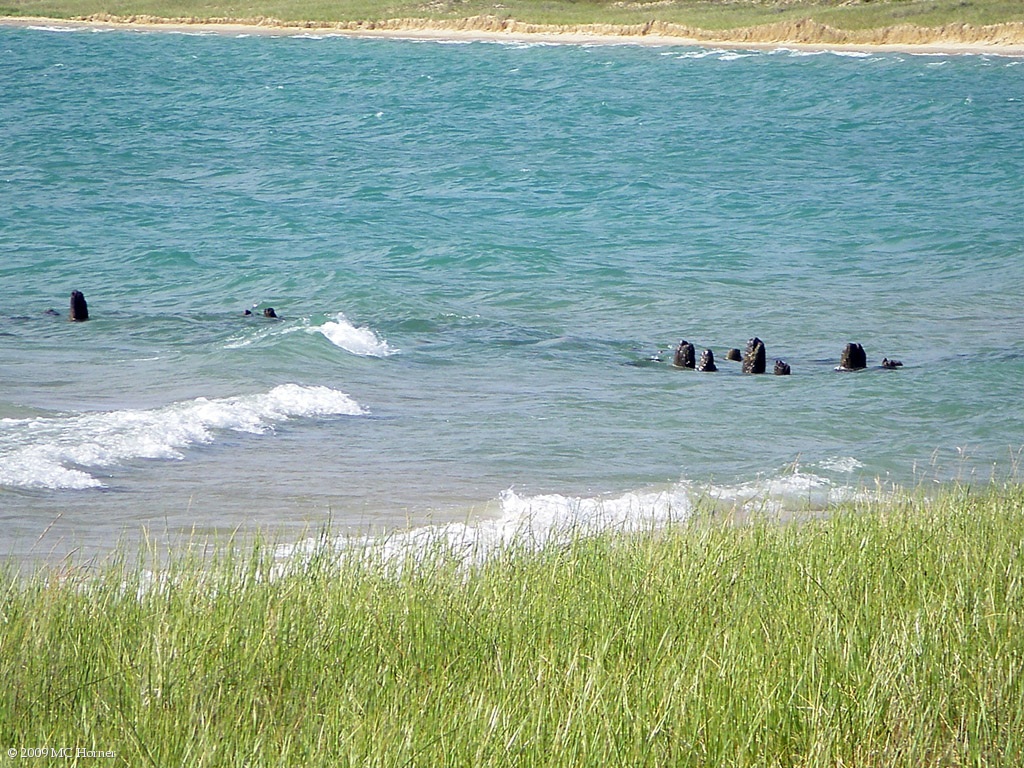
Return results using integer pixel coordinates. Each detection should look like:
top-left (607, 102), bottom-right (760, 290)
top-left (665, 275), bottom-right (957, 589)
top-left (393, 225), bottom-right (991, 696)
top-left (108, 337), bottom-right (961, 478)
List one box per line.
top-left (26, 25), bottom-right (87, 33)
top-left (717, 51), bottom-right (755, 61)
top-left (818, 456), bottom-right (865, 473)
top-left (277, 469), bottom-right (870, 574)
top-left (702, 469), bottom-right (859, 516)
top-left (277, 484), bottom-right (694, 575)
top-left (772, 47), bottom-right (825, 57)
top-left (310, 312), bottom-right (398, 357)
top-left (681, 48), bottom-right (742, 60)
top-left (0, 384), bottom-right (365, 490)
top-left (224, 325), bottom-right (274, 349)
top-left (829, 50), bottom-right (875, 58)
top-left (671, 49), bottom-right (720, 60)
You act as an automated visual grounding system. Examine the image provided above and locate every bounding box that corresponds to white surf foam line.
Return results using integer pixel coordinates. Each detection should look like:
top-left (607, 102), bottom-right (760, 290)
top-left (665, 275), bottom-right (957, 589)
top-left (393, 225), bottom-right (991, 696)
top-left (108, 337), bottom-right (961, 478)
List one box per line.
top-left (717, 51), bottom-right (756, 61)
top-left (26, 25), bottom-right (88, 33)
top-left (700, 470), bottom-right (862, 516)
top-left (817, 456), bottom-right (865, 473)
top-left (276, 484), bottom-right (695, 576)
top-left (0, 384), bottom-right (365, 490)
top-left (275, 469), bottom-right (872, 577)
top-left (309, 312), bottom-right (398, 357)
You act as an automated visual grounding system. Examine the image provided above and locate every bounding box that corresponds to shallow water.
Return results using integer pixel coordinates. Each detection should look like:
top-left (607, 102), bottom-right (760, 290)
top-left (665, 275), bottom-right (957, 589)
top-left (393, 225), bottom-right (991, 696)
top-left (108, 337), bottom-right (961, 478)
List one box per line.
top-left (2, 27), bottom-right (1023, 563)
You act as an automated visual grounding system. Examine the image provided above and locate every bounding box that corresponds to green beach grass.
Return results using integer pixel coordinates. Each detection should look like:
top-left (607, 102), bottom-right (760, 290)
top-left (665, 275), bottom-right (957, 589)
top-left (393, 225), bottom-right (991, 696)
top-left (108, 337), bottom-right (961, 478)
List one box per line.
top-left (2, 0), bottom-right (1024, 44)
top-left (2, 484), bottom-right (1023, 765)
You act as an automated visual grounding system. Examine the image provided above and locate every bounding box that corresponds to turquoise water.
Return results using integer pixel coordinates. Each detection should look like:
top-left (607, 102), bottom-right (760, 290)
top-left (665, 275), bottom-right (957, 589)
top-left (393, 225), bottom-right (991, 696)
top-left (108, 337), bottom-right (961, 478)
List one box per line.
top-left (2, 25), bottom-right (1023, 562)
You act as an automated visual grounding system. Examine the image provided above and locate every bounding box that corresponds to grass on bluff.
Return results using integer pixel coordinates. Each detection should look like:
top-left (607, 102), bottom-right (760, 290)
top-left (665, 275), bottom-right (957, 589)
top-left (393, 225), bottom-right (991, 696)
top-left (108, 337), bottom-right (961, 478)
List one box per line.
top-left (1, 483), bottom-right (1023, 765)
top-left (2, 0), bottom-right (1024, 32)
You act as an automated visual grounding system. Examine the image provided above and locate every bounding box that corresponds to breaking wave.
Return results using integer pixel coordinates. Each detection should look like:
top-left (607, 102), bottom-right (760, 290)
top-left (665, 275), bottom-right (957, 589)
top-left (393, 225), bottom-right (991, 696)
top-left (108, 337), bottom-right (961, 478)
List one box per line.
top-left (278, 468), bottom-right (865, 571)
top-left (310, 312), bottom-right (398, 357)
top-left (0, 384), bottom-right (366, 490)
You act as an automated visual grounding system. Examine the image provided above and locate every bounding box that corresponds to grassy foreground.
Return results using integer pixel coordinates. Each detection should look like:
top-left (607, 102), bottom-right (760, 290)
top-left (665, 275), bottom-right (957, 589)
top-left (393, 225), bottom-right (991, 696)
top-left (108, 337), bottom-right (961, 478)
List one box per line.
top-left (2, 485), bottom-right (1024, 766)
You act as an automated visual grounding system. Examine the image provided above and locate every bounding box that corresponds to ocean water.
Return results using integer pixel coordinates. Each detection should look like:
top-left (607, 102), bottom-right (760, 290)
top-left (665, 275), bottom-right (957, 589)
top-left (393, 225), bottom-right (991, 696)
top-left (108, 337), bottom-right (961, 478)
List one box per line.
top-left (2, 25), bottom-right (1023, 563)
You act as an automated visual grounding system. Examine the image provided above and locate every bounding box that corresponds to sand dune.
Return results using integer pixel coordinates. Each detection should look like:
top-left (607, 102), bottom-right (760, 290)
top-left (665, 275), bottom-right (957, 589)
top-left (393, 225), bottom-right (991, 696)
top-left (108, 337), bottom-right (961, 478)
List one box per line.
top-left (4, 13), bottom-right (1024, 53)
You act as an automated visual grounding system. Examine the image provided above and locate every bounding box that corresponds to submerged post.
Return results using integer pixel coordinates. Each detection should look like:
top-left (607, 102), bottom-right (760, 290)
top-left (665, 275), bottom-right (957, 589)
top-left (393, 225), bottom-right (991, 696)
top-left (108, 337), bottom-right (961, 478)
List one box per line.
top-left (742, 337), bottom-right (766, 374)
top-left (69, 290), bottom-right (89, 322)
top-left (837, 343), bottom-right (867, 371)
top-left (673, 340), bottom-right (695, 369)
top-left (697, 349), bottom-right (717, 372)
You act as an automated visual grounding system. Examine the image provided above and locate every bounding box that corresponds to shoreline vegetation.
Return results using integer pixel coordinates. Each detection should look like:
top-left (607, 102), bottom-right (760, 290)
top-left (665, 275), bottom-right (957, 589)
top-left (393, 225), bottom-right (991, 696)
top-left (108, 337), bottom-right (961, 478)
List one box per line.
top-left (2, 483), bottom-right (1023, 763)
top-left (3, 0), bottom-right (1024, 52)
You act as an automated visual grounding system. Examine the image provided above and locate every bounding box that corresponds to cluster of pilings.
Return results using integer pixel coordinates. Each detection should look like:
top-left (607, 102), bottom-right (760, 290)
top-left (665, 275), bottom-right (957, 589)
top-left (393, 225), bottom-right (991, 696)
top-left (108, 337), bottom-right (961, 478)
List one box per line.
top-left (672, 337), bottom-right (902, 375)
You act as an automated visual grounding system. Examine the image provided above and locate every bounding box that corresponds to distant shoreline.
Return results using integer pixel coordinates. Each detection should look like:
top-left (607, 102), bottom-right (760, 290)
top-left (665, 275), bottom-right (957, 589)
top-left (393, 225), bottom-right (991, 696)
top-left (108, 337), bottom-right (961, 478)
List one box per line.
top-left (4, 14), bottom-right (1024, 55)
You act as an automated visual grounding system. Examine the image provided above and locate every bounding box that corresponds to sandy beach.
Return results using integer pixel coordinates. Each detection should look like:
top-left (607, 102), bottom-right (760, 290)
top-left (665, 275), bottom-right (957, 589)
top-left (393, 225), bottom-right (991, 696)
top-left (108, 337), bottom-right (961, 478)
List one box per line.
top-left (4, 14), bottom-right (1024, 55)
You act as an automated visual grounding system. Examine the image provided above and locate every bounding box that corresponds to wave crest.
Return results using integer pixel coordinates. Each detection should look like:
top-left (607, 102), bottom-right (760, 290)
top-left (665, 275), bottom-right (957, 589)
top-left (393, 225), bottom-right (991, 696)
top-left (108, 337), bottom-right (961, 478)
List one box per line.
top-left (311, 313), bottom-right (398, 357)
top-left (0, 384), bottom-right (365, 490)
top-left (278, 468), bottom-right (867, 572)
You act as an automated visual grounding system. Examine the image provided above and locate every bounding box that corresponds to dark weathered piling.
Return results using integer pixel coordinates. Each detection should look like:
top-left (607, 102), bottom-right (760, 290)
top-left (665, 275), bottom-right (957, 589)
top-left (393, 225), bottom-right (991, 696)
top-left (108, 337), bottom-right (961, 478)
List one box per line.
top-left (742, 337), bottom-right (766, 374)
top-left (69, 290), bottom-right (89, 322)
